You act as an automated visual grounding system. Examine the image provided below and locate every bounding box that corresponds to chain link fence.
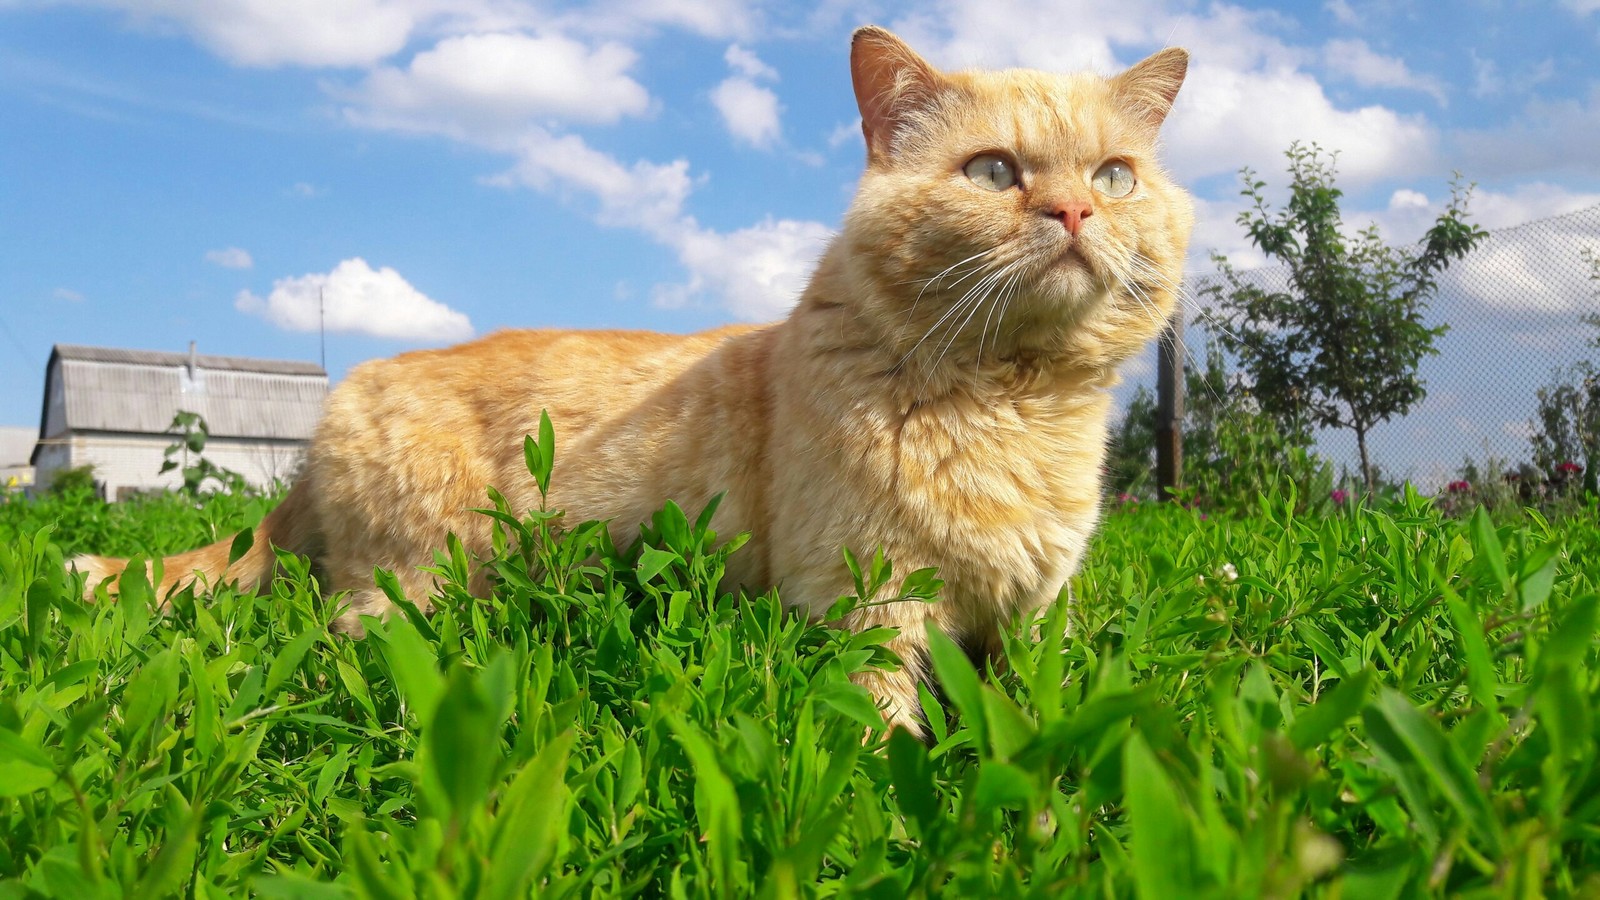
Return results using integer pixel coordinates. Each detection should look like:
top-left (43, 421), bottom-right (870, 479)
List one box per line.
top-left (1125, 202), bottom-right (1600, 494)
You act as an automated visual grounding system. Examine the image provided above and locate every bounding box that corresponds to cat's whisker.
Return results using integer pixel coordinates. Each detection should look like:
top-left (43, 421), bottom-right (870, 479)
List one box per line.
top-left (975, 267), bottom-right (1027, 390)
top-left (905, 271), bottom-right (995, 391)
top-left (896, 257), bottom-right (1012, 371)
top-left (895, 249), bottom-right (995, 290)
top-left (1124, 254), bottom-right (1236, 344)
top-left (1116, 271), bottom-right (1164, 326)
top-left (1115, 259), bottom-right (1230, 410)
top-left (931, 261), bottom-right (1019, 390)
top-left (904, 249), bottom-right (999, 330)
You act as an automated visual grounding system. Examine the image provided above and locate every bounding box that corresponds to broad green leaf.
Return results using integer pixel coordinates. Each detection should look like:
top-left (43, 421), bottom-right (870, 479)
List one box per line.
top-left (1125, 730), bottom-right (1195, 899)
top-left (1439, 579), bottom-right (1497, 708)
top-left (637, 545), bottom-right (680, 585)
top-left (1365, 688), bottom-right (1498, 849)
top-left (667, 716), bottom-right (743, 897)
top-left (344, 827), bottom-right (412, 900)
top-left (925, 622), bottom-right (986, 749)
top-left (262, 626), bottom-right (320, 697)
top-left (980, 687), bottom-right (1035, 760)
top-left (1542, 594), bottom-right (1598, 671)
top-left (812, 681), bottom-right (885, 732)
top-left (228, 527), bottom-right (254, 566)
top-left (973, 760), bottom-right (1033, 813)
top-left (370, 616), bottom-right (442, 723)
top-left (887, 728), bottom-right (938, 831)
top-left (485, 732), bottom-right (575, 900)
top-left (426, 663), bottom-right (504, 816)
top-left (0, 760), bottom-right (55, 797)
top-left (1517, 548), bottom-right (1559, 612)
top-left (537, 408), bottom-right (555, 496)
top-left (1289, 668), bottom-right (1373, 751)
top-left (1469, 507), bottom-right (1510, 597)
top-left (134, 786), bottom-right (200, 898)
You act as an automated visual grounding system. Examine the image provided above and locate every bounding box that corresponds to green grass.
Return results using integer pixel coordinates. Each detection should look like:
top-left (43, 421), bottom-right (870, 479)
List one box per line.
top-left (2, 458), bottom-right (1599, 897)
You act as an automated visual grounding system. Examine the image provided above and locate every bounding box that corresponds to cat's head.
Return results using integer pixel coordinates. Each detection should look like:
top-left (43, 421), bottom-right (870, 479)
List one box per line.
top-left (837, 27), bottom-right (1194, 378)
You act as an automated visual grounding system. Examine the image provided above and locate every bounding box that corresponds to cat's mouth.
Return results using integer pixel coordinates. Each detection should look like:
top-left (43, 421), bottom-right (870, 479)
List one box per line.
top-left (1047, 242), bottom-right (1103, 284)
top-left (1054, 244), bottom-right (1089, 268)
top-left (1035, 242), bottom-right (1116, 309)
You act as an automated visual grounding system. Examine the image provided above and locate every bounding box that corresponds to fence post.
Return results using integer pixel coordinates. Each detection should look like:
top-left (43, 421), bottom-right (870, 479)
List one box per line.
top-left (1156, 317), bottom-right (1184, 500)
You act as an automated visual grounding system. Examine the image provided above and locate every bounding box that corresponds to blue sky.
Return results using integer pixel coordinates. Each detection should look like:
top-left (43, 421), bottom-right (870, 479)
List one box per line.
top-left (3, 0), bottom-right (1599, 482)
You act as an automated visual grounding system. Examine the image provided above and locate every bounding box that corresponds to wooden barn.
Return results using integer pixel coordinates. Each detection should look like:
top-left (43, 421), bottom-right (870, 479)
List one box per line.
top-left (31, 343), bottom-right (328, 498)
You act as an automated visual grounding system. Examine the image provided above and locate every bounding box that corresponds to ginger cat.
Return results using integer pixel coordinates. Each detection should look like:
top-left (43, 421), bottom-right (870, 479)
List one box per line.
top-left (74, 27), bottom-right (1193, 735)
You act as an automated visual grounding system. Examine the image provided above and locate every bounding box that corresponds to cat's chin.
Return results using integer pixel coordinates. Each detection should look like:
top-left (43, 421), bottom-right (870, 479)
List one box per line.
top-left (1032, 257), bottom-right (1111, 316)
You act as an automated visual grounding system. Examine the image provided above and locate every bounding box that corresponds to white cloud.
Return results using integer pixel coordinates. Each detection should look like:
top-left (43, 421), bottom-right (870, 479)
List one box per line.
top-left (235, 257), bottom-right (473, 341)
top-left (1167, 63), bottom-right (1436, 187)
top-left (1469, 53), bottom-right (1554, 100)
top-left (1428, 193), bottom-right (1600, 314)
top-left (1322, 38), bottom-right (1447, 105)
top-left (657, 217), bottom-right (832, 320)
top-left (711, 77), bottom-right (782, 148)
top-left (710, 44), bottom-right (782, 149)
top-left (1325, 0), bottom-right (1360, 25)
top-left (344, 32), bottom-right (651, 141)
top-left (486, 128), bottom-right (830, 319)
top-left (1459, 183), bottom-right (1600, 231)
top-left (205, 246), bottom-right (253, 269)
top-left (573, 0), bottom-right (756, 40)
top-left (100, 0), bottom-right (418, 67)
top-left (290, 181), bottom-right (324, 198)
top-left (313, 19), bottom-right (814, 319)
top-left (1388, 188), bottom-right (1431, 211)
top-left (892, 0), bottom-right (1439, 189)
top-left (1453, 85), bottom-right (1600, 180)
top-left (52, 288), bottom-right (84, 303)
top-left (724, 43), bottom-right (776, 80)
top-left (1561, 0), bottom-right (1600, 14)
top-left (487, 128), bottom-right (695, 238)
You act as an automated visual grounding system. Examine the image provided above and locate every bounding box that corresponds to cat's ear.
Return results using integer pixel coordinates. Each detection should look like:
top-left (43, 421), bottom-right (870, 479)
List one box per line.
top-left (851, 26), bottom-right (944, 165)
top-left (1112, 47), bottom-right (1189, 131)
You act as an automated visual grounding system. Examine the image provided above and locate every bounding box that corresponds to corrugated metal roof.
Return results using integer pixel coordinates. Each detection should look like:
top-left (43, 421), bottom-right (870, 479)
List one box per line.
top-left (54, 343), bottom-right (325, 376)
top-left (45, 344), bottom-right (328, 441)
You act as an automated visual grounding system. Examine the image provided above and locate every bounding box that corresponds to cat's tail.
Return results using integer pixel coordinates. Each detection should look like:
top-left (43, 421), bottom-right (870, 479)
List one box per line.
top-left (70, 481), bottom-right (318, 601)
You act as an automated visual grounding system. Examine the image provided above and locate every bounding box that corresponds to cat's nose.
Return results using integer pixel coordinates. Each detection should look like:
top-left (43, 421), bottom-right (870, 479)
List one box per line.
top-left (1047, 201), bottom-right (1093, 235)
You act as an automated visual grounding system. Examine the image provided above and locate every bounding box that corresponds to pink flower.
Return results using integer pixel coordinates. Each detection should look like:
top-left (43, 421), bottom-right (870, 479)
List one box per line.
top-left (1117, 492), bottom-right (1140, 504)
top-left (1330, 489), bottom-right (1349, 505)
top-left (1447, 480), bottom-right (1471, 494)
top-left (1558, 461), bottom-right (1583, 476)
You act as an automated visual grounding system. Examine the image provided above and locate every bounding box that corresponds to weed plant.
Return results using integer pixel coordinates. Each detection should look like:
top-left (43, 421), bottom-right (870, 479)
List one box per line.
top-left (2, 424), bottom-right (1599, 897)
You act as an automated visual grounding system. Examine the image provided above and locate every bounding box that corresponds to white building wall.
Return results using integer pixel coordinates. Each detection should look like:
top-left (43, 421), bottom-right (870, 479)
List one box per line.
top-left (37, 434), bottom-right (306, 498)
top-left (30, 442), bottom-right (73, 493)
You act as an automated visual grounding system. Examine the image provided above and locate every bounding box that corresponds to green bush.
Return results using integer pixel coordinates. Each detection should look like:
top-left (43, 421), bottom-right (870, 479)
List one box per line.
top-left (1110, 340), bottom-right (1338, 513)
top-left (45, 465), bottom-right (97, 498)
top-left (2, 428), bottom-right (1600, 896)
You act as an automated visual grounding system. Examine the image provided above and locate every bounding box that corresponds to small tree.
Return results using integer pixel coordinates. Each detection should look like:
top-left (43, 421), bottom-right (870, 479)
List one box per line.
top-left (1107, 386), bottom-right (1158, 498)
top-left (162, 411), bottom-right (248, 495)
top-left (1108, 335), bottom-right (1334, 510)
top-left (1206, 143), bottom-right (1487, 493)
top-left (1528, 248), bottom-right (1600, 498)
top-left (1530, 363), bottom-right (1598, 496)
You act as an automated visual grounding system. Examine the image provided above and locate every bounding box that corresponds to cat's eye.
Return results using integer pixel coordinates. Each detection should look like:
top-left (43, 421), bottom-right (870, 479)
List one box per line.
top-left (964, 154), bottom-right (1018, 191)
top-left (1091, 160), bottom-right (1136, 198)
